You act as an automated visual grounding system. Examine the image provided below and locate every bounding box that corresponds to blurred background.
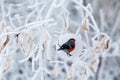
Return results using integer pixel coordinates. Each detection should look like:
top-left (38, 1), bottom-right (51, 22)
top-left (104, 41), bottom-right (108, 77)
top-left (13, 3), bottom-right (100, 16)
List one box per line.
top-left (86, 0), bottom-right (120, 80)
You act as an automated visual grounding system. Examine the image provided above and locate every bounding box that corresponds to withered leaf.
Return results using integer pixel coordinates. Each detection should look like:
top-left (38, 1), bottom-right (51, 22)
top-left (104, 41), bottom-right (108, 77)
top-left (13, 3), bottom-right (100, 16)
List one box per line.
top-left (104, 40), bottom-right (110, 50)
top-left (0, 35), bottom-right (9, 53)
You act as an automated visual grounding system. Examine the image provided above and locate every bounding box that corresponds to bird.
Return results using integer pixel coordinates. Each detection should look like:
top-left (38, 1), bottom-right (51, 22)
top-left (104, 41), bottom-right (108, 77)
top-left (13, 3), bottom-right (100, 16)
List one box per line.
top-left (57, 33), bottom-right (82, 57)
top-left (57, 38), bottom-right (75, 56)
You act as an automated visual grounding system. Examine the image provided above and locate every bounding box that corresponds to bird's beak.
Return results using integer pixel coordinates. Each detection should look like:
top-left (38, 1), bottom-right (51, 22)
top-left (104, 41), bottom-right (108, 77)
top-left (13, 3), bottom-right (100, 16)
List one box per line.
top-left (57, 47), bottom-right (62, 51)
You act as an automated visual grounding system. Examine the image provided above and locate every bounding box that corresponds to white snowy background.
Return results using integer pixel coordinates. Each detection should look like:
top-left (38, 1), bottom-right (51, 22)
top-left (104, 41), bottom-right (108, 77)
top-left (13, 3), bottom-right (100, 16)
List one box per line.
top-left (0, 0), bottom-right (120, 80)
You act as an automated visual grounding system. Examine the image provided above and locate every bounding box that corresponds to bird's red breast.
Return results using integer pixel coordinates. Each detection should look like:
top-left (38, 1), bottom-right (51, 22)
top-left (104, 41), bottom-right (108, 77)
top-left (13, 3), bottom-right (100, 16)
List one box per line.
top-left (67, 39), bottom-right (75, 54)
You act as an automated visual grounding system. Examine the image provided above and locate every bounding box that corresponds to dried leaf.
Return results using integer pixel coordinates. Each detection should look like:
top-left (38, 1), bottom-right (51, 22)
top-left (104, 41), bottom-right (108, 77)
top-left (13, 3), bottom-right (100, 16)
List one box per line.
top-left (104, 39), bottom-right (110, 50)
top-left (0, 21), bottom-right (6, 33)
top-left (65, 15), bottom-right (70, 32)
top-left (65, 68), bottom-right (74, 80)
top-left (81, 20), bottom-right (88, 31)
top-left (2, 57), bottom-right (10, 74)
top-left (17, 31), bottom-right (35, 54)
top-left (66, 26), bottom-right (70, 32)
top-left (3, 35), bottom-right (9, 47)
top-left (101, 36), bottom-right (110, 50)
top-left (0, 35), bottom-right (9, 53)
top-left (90, 59), bottom-right (97, 72)
top-left (94, 43), bottom-right (101, 52)
top-left (91, 59), bottom-right (96, 66)
top-left (52, 64), bottom-right (58, 77)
